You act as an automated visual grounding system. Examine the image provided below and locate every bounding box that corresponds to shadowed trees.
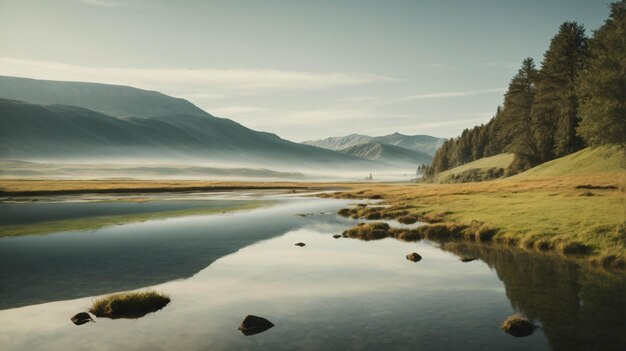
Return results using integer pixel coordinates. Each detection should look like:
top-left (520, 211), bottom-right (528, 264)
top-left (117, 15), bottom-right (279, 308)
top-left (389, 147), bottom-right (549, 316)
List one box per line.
top-left (424, 2), bottom-right (624, 180)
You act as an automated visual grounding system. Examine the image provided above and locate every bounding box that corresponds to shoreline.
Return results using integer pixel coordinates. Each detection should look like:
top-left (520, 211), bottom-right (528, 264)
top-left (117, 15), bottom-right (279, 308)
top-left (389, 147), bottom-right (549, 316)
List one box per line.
top-left (0, 179), bottom-right (354, 197)
top-left (1, 177), bottom-right (623, 270)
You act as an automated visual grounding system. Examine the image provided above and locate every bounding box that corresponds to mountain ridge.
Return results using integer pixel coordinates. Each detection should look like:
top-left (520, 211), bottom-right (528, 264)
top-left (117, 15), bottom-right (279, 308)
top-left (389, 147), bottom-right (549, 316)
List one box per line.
top-left (303, 132), bottom-right (444, 156)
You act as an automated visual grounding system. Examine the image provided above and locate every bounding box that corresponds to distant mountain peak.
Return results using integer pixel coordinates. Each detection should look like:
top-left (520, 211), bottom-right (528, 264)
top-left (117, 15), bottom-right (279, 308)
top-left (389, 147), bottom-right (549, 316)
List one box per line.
top-left (302, 132), bottom-right (444, 156)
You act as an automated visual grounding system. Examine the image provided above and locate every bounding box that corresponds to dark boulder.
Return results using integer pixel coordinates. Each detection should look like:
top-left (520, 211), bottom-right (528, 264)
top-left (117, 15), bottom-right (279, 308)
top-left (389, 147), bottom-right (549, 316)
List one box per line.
top-left (333, 234), bottom-right (342, 239)
top-left (295, 242), bottom-right (306, 247)
top-left (238, 315), bottom-right (275, 336)
top-left (406, 252), bottom-right (422, 262)
top-left (71, 312), bottom-right (93, 325)
top-left (459, 257), bottom-right (477, 262)
top-left (501, 315), bottom-right (537, 337)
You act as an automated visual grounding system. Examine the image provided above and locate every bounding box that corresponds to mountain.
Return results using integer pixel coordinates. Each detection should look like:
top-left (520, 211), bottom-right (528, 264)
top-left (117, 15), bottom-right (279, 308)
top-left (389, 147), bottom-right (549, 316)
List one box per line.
top-left (339, 142), bottom-right (432, 167)
top-left (0, 76), bottom-right (378, 170)
top-left (371, 133), bottom-right (444, 156)
top-left (302, 134), bottom-right (373, 151)
top-left (303, 132), bottom-right (444, 156)
top-left (0, 98), bottom-right (372, 169)
top-left (0, 75), bottom-right (205, 118)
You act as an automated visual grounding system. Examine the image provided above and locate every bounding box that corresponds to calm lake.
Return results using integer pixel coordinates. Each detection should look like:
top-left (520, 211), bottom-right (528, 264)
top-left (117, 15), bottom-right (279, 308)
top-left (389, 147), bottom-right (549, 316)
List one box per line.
top-left (0, 191), bottom-right (624, 351)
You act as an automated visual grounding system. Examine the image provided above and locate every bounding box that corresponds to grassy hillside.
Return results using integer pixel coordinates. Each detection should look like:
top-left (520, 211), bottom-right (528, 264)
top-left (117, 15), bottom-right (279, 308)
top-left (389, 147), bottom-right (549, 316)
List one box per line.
top-left (512, 146), bottom-right (625, 179)
top-left (433, 153), bottom-right (514, 183)
top-left (327, 146), bottom-right (626, 269)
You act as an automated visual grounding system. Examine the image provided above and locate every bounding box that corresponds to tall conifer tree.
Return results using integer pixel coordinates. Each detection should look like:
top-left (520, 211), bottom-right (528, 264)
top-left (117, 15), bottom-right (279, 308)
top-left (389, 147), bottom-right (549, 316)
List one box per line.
top-left (577, 1), bottom-right (626, 146)
top-left (531, 22), bottom-right (588, 161)
top-left (502, 58), bottom-right (538, 172)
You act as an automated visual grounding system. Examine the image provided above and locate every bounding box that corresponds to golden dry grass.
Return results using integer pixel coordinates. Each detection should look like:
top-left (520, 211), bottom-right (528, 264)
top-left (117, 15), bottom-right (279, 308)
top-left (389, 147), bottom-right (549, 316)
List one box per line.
top-left (330, 171), bottom-right (625, 269)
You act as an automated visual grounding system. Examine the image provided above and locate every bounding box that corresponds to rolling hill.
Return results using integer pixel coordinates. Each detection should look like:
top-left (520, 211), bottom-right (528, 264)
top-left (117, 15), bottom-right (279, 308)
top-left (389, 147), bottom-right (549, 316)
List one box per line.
top-left (433, 153), bottom-right (514, 183)
top-left (510, 146), bottom-right (624, 180)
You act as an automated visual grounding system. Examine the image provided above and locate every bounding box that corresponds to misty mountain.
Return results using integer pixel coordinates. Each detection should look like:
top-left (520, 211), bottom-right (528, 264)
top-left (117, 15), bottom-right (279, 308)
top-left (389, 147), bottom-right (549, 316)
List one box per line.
top-left (339, 142), bottom-right (432, 167)
top-left (0, 98), bottom-right (372, 169)
top-left (0, 76), bottom-right (383, 170)
top-left (0, 160), bottom-right (306, 180)
top-left (0, 75), bottom-right (205, 118)
top-left (303, 132), bottom-right (444, 156)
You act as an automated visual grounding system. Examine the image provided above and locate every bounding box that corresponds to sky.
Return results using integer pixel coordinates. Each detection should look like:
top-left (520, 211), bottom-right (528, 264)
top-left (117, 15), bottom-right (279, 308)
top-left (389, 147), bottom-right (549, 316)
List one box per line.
top-left (0, 0), bottom-right (612, 141)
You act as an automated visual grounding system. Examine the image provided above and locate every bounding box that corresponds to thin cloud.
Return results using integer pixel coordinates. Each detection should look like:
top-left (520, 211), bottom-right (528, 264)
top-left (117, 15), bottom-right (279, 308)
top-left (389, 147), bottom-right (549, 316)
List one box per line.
top-left (79, 0), bottom-right (126, 7)
top-left (400, 88), bottom-right (504, 101)
top-left (0, 58), bottom-right (390, 94)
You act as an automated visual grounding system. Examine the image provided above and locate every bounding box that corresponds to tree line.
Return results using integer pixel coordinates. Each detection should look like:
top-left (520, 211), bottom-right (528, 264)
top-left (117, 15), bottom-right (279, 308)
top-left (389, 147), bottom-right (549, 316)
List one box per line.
top-left (423, 1), bottom-right (625, 179)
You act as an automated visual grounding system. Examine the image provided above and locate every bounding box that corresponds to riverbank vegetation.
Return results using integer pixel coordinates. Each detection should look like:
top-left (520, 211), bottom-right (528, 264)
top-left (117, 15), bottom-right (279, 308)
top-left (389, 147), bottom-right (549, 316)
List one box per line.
top-left (331, 147), bottom-right (625, 269)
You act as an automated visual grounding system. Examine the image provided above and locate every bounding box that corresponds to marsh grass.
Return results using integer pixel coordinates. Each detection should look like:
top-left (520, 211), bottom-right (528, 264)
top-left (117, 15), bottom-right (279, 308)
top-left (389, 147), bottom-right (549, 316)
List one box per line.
top-left (89, 291), bottom-right (170, 319)
top-left (328, 148), bottom-right (625, 270)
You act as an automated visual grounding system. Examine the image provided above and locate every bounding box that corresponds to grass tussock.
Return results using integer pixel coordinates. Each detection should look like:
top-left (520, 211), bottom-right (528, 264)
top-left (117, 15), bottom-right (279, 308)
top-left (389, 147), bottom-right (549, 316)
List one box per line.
top-left (89, 290), bottom-right (170, 319)
top-left (341, 221), bottom-right (500, 244)
top-left (342, 222), bottom-right (393, 241)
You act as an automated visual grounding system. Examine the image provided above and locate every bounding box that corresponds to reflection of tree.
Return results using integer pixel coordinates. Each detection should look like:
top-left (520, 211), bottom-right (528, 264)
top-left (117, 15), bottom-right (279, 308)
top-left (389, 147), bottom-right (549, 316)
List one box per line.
top-left (441, 243), bottom-right (626, 351)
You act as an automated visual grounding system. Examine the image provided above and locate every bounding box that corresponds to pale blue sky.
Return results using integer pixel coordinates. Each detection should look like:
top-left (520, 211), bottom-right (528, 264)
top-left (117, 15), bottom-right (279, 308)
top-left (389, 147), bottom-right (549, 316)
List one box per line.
top-left (0, 0), bottom-right (612, 140)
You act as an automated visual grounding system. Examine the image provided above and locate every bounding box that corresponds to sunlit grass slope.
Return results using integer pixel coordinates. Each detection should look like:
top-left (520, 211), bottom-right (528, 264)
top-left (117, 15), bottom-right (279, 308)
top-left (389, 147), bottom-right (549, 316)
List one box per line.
top-left (434, 153), bottom-right (514, 183)
top-left (512, 146), bottom-right (624, 179)
top-left (328, 147), bottom-right (626, 269)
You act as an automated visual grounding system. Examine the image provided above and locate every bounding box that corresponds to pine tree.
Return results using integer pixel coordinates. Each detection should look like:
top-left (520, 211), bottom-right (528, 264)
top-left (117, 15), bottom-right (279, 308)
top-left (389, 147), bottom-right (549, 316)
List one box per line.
top-left (531, 22), bottom-right (588, 161)
top-left (501, 58), bottom-right (538, 172)
top-left (577, 1), bottom-right (626, 146)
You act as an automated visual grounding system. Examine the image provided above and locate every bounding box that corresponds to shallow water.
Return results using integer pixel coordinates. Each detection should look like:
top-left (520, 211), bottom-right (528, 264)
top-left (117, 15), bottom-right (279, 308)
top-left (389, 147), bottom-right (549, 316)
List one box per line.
top-left (0, 193), bottom-right (624, 351)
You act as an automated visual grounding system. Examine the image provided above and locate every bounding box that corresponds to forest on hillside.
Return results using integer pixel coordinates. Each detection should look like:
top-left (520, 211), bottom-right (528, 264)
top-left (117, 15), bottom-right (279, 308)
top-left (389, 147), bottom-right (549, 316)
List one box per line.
top-left (421, 1), bottom-right (625, 179)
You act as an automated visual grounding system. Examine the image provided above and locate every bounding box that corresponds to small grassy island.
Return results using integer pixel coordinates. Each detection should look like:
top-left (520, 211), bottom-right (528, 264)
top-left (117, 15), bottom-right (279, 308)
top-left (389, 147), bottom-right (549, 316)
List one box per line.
top-left (89, 291), bottom-right (170, 319)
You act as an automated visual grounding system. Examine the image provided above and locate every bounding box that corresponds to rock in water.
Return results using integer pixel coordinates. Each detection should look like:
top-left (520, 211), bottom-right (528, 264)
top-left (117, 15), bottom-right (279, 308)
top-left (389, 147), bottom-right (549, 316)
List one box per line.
top-left (501, 315), bottom-right (537, 337)
top-left (71, 312), bottom-right (93, 325)
top-left (459, 257), bottom-right (477, 262)
top-left (333, 234), bottom-right (342, 239)
top-left (238, 315), bottom-right (275, 336)
top-left (406, 252), bottom-right (422, 262)
top-left (295, 242), bottom-right (306, 247)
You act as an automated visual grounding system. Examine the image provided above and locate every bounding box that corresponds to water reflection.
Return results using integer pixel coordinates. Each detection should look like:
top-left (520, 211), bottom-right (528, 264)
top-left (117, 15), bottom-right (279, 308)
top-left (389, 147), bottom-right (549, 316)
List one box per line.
top-left (0, 196), bottom-right (351, 309)
top-left (439, 242), bottom-right (626, 351)
top-left (0, 195), bottom-right (624, 351)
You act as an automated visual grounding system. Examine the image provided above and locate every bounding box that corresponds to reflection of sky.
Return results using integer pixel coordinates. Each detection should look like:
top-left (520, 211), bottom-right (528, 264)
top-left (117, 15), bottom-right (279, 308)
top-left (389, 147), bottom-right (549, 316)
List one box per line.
top-left (0, 213), bottom-right (549, 351)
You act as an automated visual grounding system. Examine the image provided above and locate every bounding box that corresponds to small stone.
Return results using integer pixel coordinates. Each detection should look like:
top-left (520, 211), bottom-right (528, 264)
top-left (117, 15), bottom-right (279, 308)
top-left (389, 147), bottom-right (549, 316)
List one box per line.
top-left (239, 315), bottom-right (275, 336)
top-left (71, 312), bottom-right (93, 325)
top-left (295, 242), bottom-right (306, 247)
top-left (406, 252), bottom-right (422, 262)
top-left (333, 234), bottom-right (342, 239)
top-left (459, 257), bottom-right (477, 262)
top-left (501, 315), bottom-right (537, 337)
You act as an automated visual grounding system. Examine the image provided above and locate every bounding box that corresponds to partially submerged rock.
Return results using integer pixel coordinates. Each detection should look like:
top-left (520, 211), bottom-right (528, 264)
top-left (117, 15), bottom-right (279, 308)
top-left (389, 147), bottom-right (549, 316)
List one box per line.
top-left (295, 242), bottom-right (306, 247)
top-left (238, 315), bottom-right (275, 336)
top-left (71, 312), bottom-right (93, 325)
top-left (501, 314), bottom-right (537, 337)
top-left (89, 290), bottom-right (170, 319)
top-left (333, 234), bottom-right (342, 239)
top-left (406, 252), bottom-right (422, 262)
top-left (459, 257), bottom-right (477, 262)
